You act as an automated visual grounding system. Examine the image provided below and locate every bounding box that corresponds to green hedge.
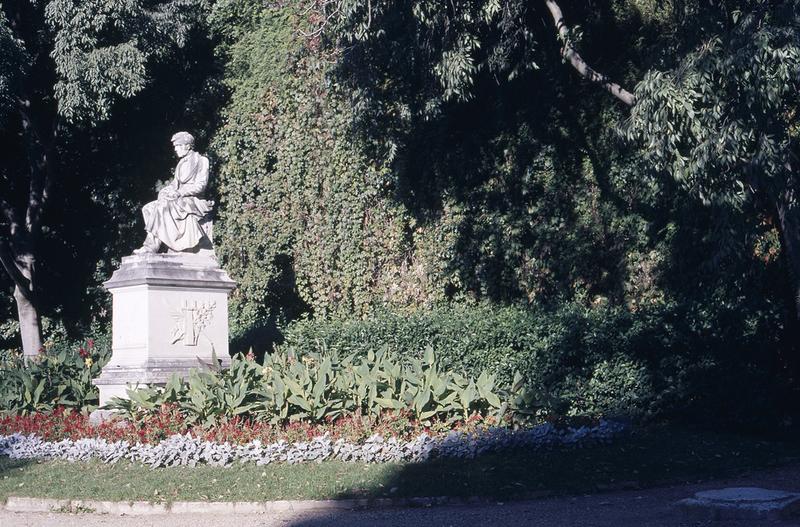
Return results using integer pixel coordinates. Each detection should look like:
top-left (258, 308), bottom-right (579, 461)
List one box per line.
top-left (280, 302), bottom-right (789, 425)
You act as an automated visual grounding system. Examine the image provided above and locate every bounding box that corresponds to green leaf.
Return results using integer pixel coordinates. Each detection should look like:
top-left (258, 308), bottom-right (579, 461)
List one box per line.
top-left (288, 394), bottom-right (312, 411)
top-left (373, 397), bottom-right (404, 410)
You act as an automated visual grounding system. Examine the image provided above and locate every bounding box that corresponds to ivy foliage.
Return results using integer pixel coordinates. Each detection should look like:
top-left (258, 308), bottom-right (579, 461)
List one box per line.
top-left (211, 1), bottom-right (678, 332)
top-left (212, 4), bottom-right (411, 328)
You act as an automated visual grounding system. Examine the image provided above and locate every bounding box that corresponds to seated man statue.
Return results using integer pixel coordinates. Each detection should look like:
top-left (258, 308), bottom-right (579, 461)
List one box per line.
top-left (134, 131), bottom-right (213, 254)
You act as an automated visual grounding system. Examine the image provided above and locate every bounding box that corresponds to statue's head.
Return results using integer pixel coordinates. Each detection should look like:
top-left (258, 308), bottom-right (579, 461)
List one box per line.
top-left (171, 131), bottom-right (194, 158)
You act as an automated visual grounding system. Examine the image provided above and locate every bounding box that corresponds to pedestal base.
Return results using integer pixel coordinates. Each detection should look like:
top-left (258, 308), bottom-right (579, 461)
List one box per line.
top-left (94, 252), bottom-right (235, 407)
top-left (94, 357), bottom-right (231, 406)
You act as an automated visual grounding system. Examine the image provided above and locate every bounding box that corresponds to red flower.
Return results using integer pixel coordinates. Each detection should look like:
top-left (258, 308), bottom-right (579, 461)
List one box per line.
top-left (78, 347), bottom-right (89, 358)
top-left (87, 339), bottom-right (94, 349)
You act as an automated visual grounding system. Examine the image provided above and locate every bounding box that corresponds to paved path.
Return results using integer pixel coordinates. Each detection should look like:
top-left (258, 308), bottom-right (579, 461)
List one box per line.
top-left (2, 463), bottom-right (799, 527)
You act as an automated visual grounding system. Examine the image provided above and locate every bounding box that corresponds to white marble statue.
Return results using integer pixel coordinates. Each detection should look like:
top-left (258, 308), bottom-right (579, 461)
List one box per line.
top-left (134, 132), bottom-right (213, 254)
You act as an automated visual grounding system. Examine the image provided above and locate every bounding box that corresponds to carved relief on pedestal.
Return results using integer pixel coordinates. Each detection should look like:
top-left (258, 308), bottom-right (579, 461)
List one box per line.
top-left (170, 299), bottom-right (216, 346)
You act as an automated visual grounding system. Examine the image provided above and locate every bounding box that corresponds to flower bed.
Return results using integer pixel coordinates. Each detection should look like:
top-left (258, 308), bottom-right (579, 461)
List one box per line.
top-left (0, 407), bottom-right (485, 445)
top-left (0, 419), bottom-right (626, 468)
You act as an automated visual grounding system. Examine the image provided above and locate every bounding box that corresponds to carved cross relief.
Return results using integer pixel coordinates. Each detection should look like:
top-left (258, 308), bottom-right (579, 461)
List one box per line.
top-left (171, 300), bottom-right (216, 346)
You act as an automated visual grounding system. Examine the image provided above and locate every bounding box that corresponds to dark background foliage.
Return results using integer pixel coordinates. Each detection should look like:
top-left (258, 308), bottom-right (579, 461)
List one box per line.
top-left (0, 9), bottom-right (222, 347)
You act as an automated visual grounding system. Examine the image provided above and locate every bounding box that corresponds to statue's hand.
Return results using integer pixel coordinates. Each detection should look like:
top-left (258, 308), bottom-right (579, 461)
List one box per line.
top-left (159, 188), bottom-right (179, 200)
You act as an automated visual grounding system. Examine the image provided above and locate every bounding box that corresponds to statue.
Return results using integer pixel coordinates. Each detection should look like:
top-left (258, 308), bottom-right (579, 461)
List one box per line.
top-left (134, 132), bottom-right (213, 254)
top-left (97, 131), bottom-right (235, 412)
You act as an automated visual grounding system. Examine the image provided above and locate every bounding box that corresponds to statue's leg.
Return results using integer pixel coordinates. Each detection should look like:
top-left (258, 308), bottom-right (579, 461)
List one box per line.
top-left (133, 201), bottom-right (165, 254)
top-left (133, 233), bottom-right (162, 254)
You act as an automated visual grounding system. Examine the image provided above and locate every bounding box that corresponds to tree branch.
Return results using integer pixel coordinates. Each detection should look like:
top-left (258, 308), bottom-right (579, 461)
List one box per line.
top-left (0, 197), bottom-right (17, 234)
top-left (298, 0), bottom-right (341, 38)
top-left (16, 98), bottom-right (56, 241)
top-left (544, 0), bottom-right (635, 106)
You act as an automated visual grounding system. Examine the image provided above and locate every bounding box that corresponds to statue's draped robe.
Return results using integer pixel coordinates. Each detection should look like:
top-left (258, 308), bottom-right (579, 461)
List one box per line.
top-left (142, 151), bottom-right (212, 251)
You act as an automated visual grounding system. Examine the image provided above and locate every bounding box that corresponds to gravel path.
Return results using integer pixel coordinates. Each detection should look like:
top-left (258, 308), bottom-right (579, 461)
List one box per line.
top-left (2, 463), bottom-right (799, 527)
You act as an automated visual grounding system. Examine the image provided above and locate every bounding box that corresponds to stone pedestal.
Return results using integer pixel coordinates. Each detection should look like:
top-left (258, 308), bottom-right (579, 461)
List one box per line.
top-left (93, 252), bottom-right (236, 406)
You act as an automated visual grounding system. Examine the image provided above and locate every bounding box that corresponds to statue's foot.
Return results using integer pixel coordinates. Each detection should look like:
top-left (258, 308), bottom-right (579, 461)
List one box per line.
top-left (133, 233), bottom-right (161, 255)
top-left (133, 245), bottom-right (157, 255)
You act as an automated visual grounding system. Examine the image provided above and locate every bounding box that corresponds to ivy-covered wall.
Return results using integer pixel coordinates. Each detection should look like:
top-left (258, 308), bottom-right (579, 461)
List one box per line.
top-left (211, 2), bottom-right (683, 333)
top-left (212, 6), bottom-right (411, 332)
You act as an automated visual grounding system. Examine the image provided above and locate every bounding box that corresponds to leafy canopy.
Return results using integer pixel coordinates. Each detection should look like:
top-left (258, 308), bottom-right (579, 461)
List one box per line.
top-left (624, 1), bottom-right (800, 206)
top-left (0, 9), bottom-right (25, 126)
top-left (2, 0), bottom-right (207, 124)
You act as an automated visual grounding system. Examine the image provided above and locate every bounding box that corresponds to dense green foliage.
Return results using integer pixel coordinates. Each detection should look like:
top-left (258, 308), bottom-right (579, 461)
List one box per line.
top-left (0, 335), bottom-right (110, 415)
top-left (281, 301), bottom-right (790, 424)
top-left (212, 2), bottom-right (674, 327)
top-left (109, 348), bottom-right (509, 427)
top-left (209, 0), bottom-right (796, 418)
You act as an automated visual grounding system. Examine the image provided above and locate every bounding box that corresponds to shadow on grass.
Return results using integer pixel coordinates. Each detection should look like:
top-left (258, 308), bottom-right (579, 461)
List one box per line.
top-left (0, 456), bottom-right (30, 475)
top-left (0, 456), bottom-right (33, 501)
top-left (281, 425), bottom-right (800, 526)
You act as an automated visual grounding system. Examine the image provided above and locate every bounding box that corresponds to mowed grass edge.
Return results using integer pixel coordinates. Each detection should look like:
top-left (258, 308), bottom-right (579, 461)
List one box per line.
top-left (1, 426), bottom-right (798, 503)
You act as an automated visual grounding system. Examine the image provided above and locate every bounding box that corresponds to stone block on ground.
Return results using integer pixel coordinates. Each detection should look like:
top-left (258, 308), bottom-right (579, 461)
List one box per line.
top-left (676, 487), bottom-right (800, 521)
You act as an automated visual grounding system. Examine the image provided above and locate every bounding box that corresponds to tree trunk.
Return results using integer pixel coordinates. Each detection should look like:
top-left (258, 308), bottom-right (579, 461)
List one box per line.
top-left (0, 241), bottom-right (43, 357)
top-left (14, 284), bottom-right (42, 358)
top-left (5, 99), bottom-right (53, 359)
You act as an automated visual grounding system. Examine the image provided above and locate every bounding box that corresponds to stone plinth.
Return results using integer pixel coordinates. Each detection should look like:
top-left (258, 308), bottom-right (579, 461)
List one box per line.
top-left (677, 487), bottom-right (800, 521)
top-left (93, 252), bottom-right (236, 406)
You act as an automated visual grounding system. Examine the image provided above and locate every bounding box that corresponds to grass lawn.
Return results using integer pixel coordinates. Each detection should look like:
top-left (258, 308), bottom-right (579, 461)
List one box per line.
top-left (1, 426), bottom-right (798, 503)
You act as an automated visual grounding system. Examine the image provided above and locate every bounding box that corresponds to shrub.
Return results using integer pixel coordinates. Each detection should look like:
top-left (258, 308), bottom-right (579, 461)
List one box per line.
top-left (280, 304), bottom-right (667, 418)
top-left (0, 334), bottom-right (111, 415)
top-left (279, 301), bottom-right (790, 425)
top-left (567, 356), bottom-right (654, 418)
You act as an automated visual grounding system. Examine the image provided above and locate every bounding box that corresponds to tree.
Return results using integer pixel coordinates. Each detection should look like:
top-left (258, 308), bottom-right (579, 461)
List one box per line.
top-left (315, 0), bottom-right (800, 319)
top-left (623, 3), bottom-right (800, 315)
top-left (0, 0), bottom-right (206, 356)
